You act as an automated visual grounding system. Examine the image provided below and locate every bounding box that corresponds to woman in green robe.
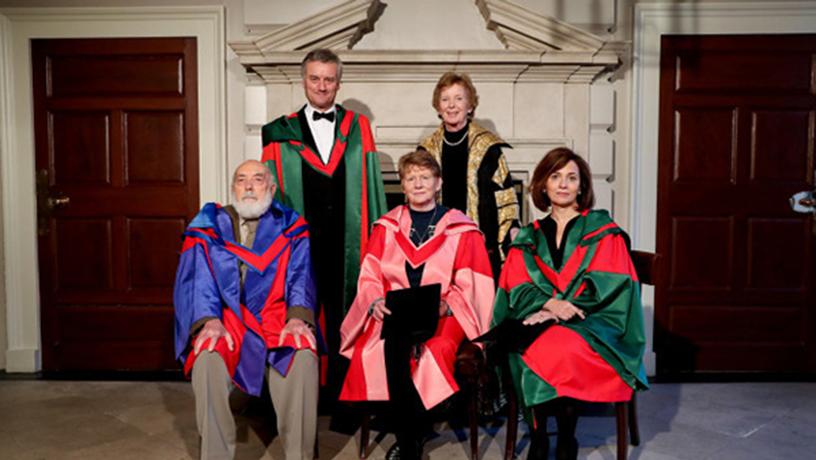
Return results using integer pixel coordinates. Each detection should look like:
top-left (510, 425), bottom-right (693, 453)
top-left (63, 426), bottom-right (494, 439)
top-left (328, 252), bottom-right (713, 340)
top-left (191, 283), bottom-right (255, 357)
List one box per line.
top-left (492, 148), bottom-right (648, 460)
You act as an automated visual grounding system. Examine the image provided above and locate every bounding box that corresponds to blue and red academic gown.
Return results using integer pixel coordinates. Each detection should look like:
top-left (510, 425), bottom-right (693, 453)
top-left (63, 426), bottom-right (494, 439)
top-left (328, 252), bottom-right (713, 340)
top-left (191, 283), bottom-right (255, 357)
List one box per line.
top-left (173, 200), bottom-right (321, 396)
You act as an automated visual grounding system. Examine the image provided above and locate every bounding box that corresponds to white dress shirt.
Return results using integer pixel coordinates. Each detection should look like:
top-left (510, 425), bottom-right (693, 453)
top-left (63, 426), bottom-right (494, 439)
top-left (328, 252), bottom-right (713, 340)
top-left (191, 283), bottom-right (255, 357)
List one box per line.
top-left (304, 104), bottom-right (336, 164)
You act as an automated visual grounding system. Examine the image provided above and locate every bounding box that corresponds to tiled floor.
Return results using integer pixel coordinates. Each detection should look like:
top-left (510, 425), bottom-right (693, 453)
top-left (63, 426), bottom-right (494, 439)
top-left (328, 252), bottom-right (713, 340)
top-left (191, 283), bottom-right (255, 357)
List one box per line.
top-left (0, 379), bottom-right (814, 459)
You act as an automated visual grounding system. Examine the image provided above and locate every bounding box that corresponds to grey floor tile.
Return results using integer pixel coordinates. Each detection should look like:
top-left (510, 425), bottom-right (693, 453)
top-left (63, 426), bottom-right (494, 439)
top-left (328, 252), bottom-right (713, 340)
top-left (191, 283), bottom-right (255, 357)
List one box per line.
top-left (1, 381), bottom-right (815, 459)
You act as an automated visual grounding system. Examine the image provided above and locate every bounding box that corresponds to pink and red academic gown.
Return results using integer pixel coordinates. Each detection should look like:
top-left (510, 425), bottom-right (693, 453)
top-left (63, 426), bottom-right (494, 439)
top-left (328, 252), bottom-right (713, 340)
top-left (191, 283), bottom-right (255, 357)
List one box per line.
top-left (338, 206), bottom-right (495, 409)
top-left (173, 201), bottom-right (319, 397)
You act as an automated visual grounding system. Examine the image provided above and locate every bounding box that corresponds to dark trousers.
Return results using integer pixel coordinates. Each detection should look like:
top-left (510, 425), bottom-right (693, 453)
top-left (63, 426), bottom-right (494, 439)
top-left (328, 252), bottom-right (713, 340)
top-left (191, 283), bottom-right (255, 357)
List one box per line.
top-left (384, 336), bottom-right (429, 460)
top-left (528, 398), bottom-right (579, 460)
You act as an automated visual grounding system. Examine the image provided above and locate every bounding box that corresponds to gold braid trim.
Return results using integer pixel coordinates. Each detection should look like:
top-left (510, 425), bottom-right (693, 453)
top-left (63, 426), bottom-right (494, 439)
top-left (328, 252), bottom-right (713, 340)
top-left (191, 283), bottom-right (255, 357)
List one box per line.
top-left (466, 122), bottom-right (505, 224)
top-left (492, 153), bottom-right (510, 186)
top-left (419, 122), bottom-right (508, 226)
top-left (495, 188), bottom-right (520, 258)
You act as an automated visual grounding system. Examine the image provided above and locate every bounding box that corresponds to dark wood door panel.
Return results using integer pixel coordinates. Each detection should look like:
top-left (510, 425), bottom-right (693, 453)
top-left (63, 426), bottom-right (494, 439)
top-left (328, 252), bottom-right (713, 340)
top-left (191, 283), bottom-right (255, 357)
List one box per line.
top-left (43, 38), bottom-right (188, 98)
top-left (53, 306), bottom-right (176, 370)
top-left (54, 218), bottom-right (114, 291)
top-left (670, 34), bottom-right (816, 95)
top-left (51, 111), bottom-right (112, 185)
top-left (672, 108), bottom-right (738, 183)
top-left (669, 217), bottom-right (734, 291)
top-left (682, 345), bottom-right (807, 373)
top-left (749, 110), bottom-right (814, 183)
top-left (125, 111), bottom-right (186, 184)
top-left (34, 37), bottom-right (199, 372)
top-left (657, 34), bottom-right (816, 376)
top-left (126, 218), bottom-right (187, 290)
top-left (745, 218), bottom-right (811, 292)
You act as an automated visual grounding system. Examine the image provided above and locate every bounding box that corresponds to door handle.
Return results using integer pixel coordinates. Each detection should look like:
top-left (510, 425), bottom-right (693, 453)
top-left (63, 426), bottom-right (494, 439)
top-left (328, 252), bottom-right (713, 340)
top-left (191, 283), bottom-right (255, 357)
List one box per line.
top-left (48, 196), bottom-right (70, 210)
top-left (790, 190), bottom-right (815, 214)
top-left (36, 169), bottom-right (71, 236)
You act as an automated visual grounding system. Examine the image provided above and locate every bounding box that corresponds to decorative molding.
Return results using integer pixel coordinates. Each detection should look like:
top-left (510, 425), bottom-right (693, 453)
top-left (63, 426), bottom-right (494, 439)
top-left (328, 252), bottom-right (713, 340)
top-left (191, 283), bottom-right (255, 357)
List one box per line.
top-left (229, 1), bottom-right (622, 85)
top-left (232, 0), bottom-right (384, 54)
top-left (241, 50), bottom-right (618, 84)
top-left (476, 0), bottom-right (605, 51)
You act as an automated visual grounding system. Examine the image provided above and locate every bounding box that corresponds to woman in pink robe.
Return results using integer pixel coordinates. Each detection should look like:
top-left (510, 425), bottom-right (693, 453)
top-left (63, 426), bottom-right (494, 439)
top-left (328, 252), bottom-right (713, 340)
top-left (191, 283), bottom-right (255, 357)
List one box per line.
top-left (339, 150), bottom-right (495, 459)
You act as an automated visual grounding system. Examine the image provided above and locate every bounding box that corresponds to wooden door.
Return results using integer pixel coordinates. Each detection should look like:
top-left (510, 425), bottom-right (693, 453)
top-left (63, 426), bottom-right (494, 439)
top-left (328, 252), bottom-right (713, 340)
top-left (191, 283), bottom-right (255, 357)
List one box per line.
top-left (656, 35), bottom-right (816, 376)
top-left (33, 38), bottom-right (199, 372)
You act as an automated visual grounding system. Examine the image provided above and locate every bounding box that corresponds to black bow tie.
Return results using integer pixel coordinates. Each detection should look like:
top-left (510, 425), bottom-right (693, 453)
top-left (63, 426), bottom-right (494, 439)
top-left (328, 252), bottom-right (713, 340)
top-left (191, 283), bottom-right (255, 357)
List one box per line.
top-left (312, 111), bottom-right (335, 122)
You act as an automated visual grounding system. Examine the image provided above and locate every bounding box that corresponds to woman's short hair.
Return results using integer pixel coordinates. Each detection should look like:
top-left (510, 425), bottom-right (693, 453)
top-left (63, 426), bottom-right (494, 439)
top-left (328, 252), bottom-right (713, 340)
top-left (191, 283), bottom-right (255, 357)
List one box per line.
top-left (432, 72), bottom-right (479, 117)
top-left (529, 147), bottom-right (595, 212)
top-left (398, 150), bottom-right (441, 180)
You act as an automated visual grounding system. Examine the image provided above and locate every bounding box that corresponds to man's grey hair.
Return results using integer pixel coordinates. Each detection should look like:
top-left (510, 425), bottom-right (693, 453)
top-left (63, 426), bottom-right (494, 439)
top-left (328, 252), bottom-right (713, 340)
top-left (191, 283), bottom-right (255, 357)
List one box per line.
top-left (230, 160), bottom-right (275, 191)
top-left (300, 48), bottom-right (343, 82)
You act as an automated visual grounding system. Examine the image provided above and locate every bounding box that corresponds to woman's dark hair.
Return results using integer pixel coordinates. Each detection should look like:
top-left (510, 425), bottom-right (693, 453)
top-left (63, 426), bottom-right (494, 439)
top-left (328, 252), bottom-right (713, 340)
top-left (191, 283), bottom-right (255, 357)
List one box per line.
top-left (398, 150), bottom-right (441, 180)
top-left (529, 147), bottom-right (595, 212)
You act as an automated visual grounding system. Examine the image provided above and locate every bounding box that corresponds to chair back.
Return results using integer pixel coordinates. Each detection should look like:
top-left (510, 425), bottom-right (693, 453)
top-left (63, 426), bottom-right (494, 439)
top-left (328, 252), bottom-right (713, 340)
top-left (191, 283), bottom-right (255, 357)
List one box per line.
top-left (630, 250), bottom-right (659, 286)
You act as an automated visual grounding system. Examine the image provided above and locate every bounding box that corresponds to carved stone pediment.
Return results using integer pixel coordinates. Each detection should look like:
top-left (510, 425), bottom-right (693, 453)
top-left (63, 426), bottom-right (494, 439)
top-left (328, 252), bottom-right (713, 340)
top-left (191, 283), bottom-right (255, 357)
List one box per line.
top-left (229, 0), bottom-right (624, 84)
top-left (477, 0), bottom-right (604, 51)
top-left (232, 0), bottom-right (385, 58)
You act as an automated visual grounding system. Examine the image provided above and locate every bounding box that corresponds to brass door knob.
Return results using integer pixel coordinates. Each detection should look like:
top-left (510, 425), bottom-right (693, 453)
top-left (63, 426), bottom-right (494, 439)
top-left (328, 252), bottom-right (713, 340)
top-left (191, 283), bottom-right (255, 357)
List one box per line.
top-left (48, 196), bottom-right (70, 209)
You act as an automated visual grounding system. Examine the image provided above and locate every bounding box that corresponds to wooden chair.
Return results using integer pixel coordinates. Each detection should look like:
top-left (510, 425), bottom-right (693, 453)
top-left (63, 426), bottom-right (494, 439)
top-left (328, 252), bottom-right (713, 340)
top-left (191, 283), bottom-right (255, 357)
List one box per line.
top-left (502, 250), bottom-right (659, 460)
top-left (357, 340), bottom-right (486, 460)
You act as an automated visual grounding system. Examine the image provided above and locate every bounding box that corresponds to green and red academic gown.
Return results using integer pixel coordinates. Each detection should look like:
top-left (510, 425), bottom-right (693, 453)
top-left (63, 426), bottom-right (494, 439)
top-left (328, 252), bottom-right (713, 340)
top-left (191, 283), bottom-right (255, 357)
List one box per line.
top-left (338, 206), bottom-right (495, 409)
top-left (492, 209), bottom-right (648, 411)
top-left (261, 105), bottom-right (387, 378)
top-left (261, 105), bottom-right (386, 310)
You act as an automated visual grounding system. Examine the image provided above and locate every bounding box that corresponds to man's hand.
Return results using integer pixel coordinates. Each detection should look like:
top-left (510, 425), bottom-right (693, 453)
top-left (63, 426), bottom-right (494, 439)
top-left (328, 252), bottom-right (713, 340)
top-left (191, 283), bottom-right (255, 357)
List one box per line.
top-left (369, 298), bottom-right (392, 322)
top-left (278, 318), bottom-right (317, 350)
top-left (544, 298), bottom-right (586, 321)
top-left (194, 318), bottom-right (234, 355)
top-left (523, 309), bottom-right (558, 326)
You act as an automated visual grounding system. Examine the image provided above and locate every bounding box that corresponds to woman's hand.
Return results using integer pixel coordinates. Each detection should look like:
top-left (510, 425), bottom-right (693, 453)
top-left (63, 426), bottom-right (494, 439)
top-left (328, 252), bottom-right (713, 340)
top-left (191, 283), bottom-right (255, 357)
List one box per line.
top-left (523, 309), bottom-right (557, 325)
top-left (544, 298), bottom-right (586, 321)
top-left (368, 298), bottom-right (391, 321)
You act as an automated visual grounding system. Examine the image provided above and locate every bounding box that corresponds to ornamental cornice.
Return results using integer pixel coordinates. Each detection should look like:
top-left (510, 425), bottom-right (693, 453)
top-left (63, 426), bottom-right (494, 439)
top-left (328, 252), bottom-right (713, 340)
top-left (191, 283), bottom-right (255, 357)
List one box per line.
top-left (476, 0), bottom-right (605, 51)
top-left (229, 0), bottom-right (622, 84)
top-left (231, 0), bottom-right (384, 54)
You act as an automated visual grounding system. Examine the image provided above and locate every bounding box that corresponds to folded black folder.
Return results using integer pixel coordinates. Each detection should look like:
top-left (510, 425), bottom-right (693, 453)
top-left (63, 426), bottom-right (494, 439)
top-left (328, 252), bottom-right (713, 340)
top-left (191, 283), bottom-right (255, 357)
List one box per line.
top-left (381, 283), bottom-right (441, 344)
top-left (474, 318), bottom-right (555, 354)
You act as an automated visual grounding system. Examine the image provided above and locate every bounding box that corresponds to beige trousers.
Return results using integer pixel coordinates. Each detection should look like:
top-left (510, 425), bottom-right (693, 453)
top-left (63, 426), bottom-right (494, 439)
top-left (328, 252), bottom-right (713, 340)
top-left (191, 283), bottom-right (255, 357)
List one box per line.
top-left (191, 350), bottom-right (318, 460)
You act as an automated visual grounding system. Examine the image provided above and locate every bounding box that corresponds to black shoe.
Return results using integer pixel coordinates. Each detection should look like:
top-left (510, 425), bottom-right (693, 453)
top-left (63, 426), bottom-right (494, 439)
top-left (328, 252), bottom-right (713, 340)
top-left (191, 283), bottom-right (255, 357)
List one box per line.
top-left (388, 437), bottom-right (425, 460)
top-left (526, 432), bottom-right (550, 460)
top-left (385, 442), bottom-right (401, 460)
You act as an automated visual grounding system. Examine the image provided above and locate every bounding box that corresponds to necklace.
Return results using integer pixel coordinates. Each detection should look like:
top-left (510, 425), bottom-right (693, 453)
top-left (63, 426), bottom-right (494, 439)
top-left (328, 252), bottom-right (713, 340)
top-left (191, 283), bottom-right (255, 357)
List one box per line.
top-left (442, 129), bottom-right (468, 147)
top-left (410, 205), bottom-right (439, 244)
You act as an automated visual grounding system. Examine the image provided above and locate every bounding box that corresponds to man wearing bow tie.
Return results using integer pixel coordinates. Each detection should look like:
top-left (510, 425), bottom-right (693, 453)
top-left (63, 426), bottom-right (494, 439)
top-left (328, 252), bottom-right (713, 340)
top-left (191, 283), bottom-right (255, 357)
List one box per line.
top-left (261, 48), bottom-right (387, 429)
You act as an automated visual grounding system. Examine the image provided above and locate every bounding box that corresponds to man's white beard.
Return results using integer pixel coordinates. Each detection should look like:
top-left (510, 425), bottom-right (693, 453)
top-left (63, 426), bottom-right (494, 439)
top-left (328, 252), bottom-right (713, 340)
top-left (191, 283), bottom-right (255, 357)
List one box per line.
top-left (233, 191), bottom-right (272, 219)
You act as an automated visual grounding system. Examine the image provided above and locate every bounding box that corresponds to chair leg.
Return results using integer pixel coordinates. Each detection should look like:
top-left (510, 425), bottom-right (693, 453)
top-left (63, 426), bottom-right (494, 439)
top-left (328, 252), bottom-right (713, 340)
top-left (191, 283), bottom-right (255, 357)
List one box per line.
top-left (504, 394), bottom-right (518, 460)
top-left (628, 395), bottom-right (640, 446)
top-left (468, 385), bottom-right (479, 460)
top-left (615, 402), bottom-right (628, 460)
top-left (359, 413), bottom-right (369, 459)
